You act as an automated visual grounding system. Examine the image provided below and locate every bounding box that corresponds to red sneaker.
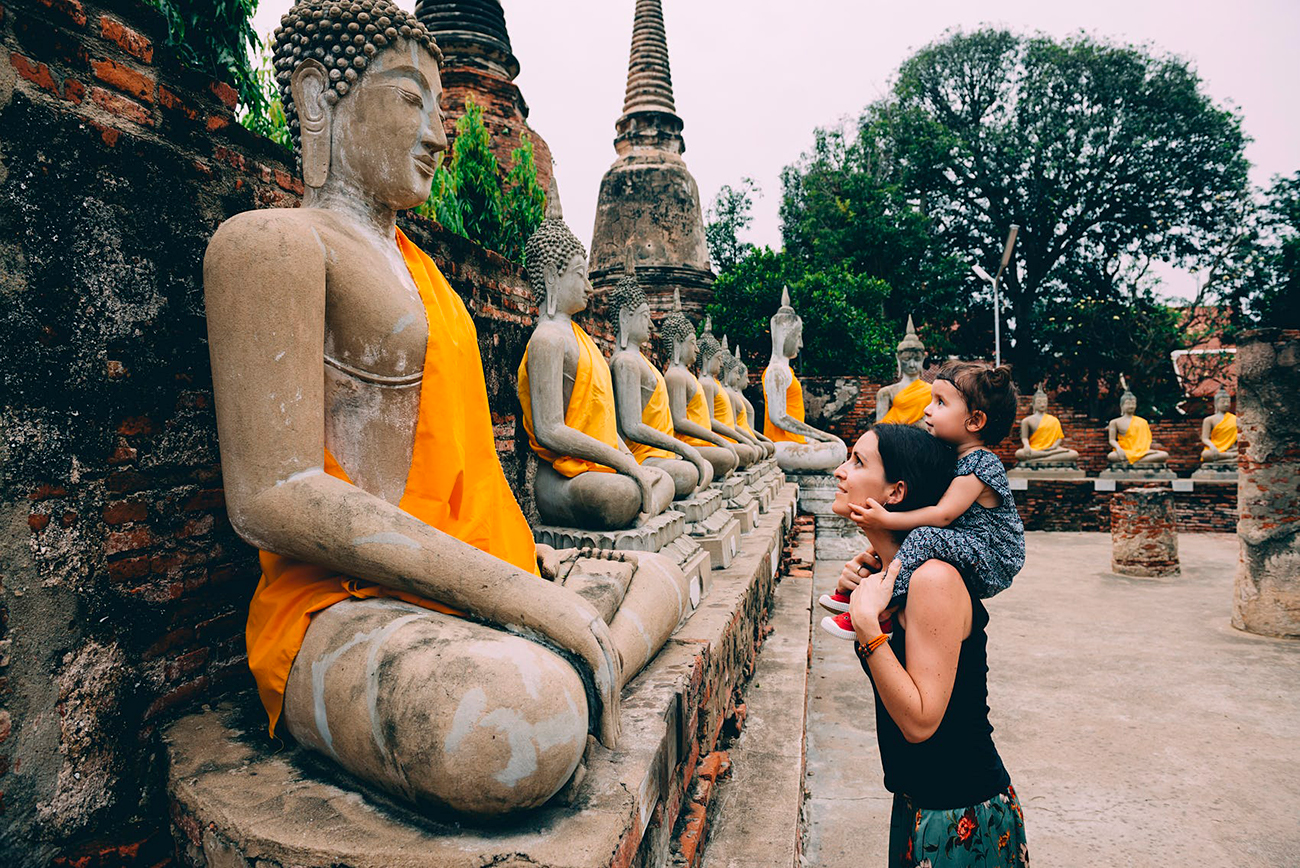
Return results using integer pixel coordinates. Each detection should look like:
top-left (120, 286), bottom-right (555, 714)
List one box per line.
top-left (818, 591), bottom-right (851, 614)
top-left (819, 611), bottom-right (856, 639)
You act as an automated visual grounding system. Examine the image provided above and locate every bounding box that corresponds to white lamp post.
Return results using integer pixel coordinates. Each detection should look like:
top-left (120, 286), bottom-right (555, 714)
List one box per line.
top-left (971, 225), bottom-right (1019, 367)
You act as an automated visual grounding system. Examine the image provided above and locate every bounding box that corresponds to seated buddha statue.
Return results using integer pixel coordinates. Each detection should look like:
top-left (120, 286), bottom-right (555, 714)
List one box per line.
top-left (1199, 386), bottom-right (1238, 467)
top-left (762, 287), bottom-right (847, 471)
top-left (202, 0), bottom-right (686, 817)
top-left (722, 340), bottom-right (776, 458)
top-left (661, 290), bottom-right (741, 481)
top-left (1014, 387), bottom-right (1080, 467)
top-left (518, 186), bottom-right (676, 530)
top-left (607, 272), bottom-right (713, 498)
top-left (1106, 379), bottom-right (1170, 468)
top-left (697, 318), bottom-right (762, 466)
top-left (875, 315), bottom-right (931, 427)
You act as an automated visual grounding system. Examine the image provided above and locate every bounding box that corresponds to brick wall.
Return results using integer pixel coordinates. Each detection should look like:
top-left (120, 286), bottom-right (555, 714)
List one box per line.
top-left (0, 1), bottom-right (564, 863)
top-left (1015, 480), bottom-right (1236, 533)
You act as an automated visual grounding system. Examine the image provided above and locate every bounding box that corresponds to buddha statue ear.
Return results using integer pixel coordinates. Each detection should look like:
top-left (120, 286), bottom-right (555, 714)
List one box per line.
top-left (617, 308), bottom-right (630, 350)
top-left (292, 60), bottom-right (332, 190)
top-left (542, 259), bottom-right (559, 318)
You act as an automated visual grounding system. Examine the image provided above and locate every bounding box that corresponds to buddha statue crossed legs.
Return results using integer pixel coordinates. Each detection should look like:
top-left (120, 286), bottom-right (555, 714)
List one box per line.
top-left (1199, 386), bottom-right (1238, 466)
top-left (1014, 387), bottom-right (1080, 467)
top-left (661, 291), bottom-right (741, 481)
top-left (607, 273), bottom-right (713, 498)
top-left (1105, 378), bottom-right (1170, 469)
top-left (698, 318), bottom-right (762, 466)
top-left (203, 0), bottom-right (682, 817)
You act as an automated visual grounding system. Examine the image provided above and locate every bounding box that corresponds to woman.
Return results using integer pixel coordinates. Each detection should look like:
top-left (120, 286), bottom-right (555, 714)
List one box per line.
top-left (834, 424), bottom-right (1029, 867)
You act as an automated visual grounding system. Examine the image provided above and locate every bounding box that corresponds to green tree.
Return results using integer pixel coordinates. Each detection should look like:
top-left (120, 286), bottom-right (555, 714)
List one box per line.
top-left (147, 0), bottom-right (264, 117)
top-left (1251, 172), bottom-right (1300, 326)
top-left (499, 135), bottom-right (548, 263)
top-left (238, 38), bottom-right (291, 149)
top-left (706, 178), bottom-right (760, 272)
top-left (448, 98), bottom-right (504, 247)
top-left (781, 29), bottom-right (1251, 399)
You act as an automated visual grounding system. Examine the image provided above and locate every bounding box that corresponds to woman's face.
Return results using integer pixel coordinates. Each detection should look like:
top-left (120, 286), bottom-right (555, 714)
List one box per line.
top-left (832, 431), bottom-right (902, 517)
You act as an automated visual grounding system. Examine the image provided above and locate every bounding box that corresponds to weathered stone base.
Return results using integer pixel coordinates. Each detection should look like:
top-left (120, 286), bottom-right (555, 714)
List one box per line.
top-left (1111, 486), bottom-right (1180, 577)
top-left (1191, 463), bottom-right (1238, 481)
top-left (164, 485), bottom-right (800, 868)
top-left (1008, 462), bottom-right (1085, 479)
top-left (674, 489), bottom-right (741, 571)
top-left (784, 469), bottom-right (839, 518)
top-left (1098, 463), bottom-right (1177, 481)
top-left (534, 510), bottom-right (686, 552)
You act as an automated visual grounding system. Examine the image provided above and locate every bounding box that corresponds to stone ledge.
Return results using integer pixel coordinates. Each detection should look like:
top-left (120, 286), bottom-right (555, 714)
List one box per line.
top-left (165, 485), bottom-right (800, 868)
top-left (534, 509), bottom-right (686, 552)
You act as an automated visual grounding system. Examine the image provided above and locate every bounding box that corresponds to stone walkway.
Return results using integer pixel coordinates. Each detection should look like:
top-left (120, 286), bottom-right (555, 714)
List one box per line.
top-left (802, 531), bottom-right (1300, 867)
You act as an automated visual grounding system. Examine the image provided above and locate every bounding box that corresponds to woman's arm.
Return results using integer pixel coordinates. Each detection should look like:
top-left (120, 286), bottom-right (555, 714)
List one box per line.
top-left (849, 560), bottom-right (971, 743)
top-left (850, 474), bottom-right (985, 532)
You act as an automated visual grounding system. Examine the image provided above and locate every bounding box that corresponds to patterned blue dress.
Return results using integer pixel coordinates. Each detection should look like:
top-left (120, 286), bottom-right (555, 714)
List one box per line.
top-left (891, 449), bottom-right (1025, 602)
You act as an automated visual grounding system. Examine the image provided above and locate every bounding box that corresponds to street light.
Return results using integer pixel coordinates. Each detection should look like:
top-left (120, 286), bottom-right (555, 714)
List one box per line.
top-left (971, 225), bottom-right (1019, 367)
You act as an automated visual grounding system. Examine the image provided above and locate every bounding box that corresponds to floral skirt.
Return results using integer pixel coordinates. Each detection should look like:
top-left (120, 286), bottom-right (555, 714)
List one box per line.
top-left (888, 784), bottom-right (1029, 867)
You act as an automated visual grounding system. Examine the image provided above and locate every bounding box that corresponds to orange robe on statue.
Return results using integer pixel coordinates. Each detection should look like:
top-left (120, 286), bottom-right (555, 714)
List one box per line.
top-left (677, 379), bottom-right (717, 448)
top-left (764, 369), bottom-right (807, 444)
top-left (246, 229), bottom-right (539, 736)
top-left (518, 322), bottom-right (620, 476)
top-left (627, 363), bottom-right (677, 463)
top-left (880, 379), bottom-right (932, 425)
top-left (711, 381), bottom-right (738, 442)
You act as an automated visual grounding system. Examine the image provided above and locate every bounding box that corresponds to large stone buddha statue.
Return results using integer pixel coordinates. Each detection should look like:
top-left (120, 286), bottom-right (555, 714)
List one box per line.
top-left (722, 339), bottom-right (776, 458)
top-left (698, 317), bottom-right (762, 466)
top-left (1103, 378), bottom-right (1171, 474)
top-left (1011, 386), bottom-right (1081, 476)
top-left (607, 272), bottom-right (713, 498)
top-left (202, 0), bottom-right (686, 817)
top-left (517, 186), bottom-right (676, 530)
top-left (661, 290), bottom-right (742, 481)
top-left (762, 288), bottom-right (846, 471)
top-left (1194, 386), bottom-right (1238, 478)
top-left (876, 315), bottom-right (931, 427)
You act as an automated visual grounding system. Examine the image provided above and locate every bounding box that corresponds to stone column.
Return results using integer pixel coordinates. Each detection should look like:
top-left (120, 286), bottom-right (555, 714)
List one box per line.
top-left (1110, 487), bottom-right (1180, 577)
top-left (1233, 328), bottom-right (1300, 638)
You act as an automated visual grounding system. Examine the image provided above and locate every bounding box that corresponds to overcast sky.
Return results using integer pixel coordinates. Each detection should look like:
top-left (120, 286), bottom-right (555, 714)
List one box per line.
top-left (253, 0), bottom-right (1299, 301)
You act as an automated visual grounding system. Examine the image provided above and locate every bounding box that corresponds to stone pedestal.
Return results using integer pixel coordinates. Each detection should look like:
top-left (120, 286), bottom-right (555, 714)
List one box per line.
top-left (784, 468), bottom-right (839, 517)
top-left (1191, 462), bottom-right (1238, 482)
top-left (1098, 463), bottom-right (1177, 481)
top-left (534, 511), bottom-right (709, 607)
top-left (713, 475), bottom-right (759, 534)
top-left (1233, 328), bottom-right (1300, 638)
top-left (673, 488), bottom-right (740, 572)
top-left (1008, 462), bottom-right (1085, 480)
top-left (1110, 487), bottom-right (1180, 577)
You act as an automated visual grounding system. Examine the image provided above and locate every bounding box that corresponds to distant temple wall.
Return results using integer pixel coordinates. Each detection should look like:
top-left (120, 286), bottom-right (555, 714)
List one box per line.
top-left (0, 0), bottom-right (563, 861)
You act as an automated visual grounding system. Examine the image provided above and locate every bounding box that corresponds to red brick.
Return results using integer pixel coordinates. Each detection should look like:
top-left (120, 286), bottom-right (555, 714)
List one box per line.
top-left (10, 53), bottom-right (58, 95)
top-left (105, 526), bottom-right (156, 555)
top-left (676, 801), bottom-right (708, 866)
top-left (142, 627), bottom-right (193, 661)
top-left (99, 15), bottom-right (152, 62)
top-left (88, 120), bottom-right (120, 147)
top-left (59, 511), bottom-right (77, 528)
top-left (106, 470), bottom-right (147, 493)
top-left (144, 675), bottom-right (208, 721)
top-left (89, 86), bottom-right (151, 126)
top-left (158, 85), bottom-right (197, 121)
top-left (696, 749), bottom-right (731, 782)
top-left (107, 445), bottom-right (137, 465)
top-left (209, 79), bottom-right (238, 109)
top-left (117, 415), bottom-right (155, 436)
top-left (91, 58), bottom-right (153, 102)
top-left (28, 513), bottom-right (50, 532)
top-left (35, 0), bottom-right (85, 27)
top-left (178, 514), bottom-right (214, 539)
top-left (108, 555), bottom-right (150, 583)
top-left (28, 483), bottom-right (67, 501)
top-left (103, 501), bottom-right (146, 525)
top-left (164, 647), bottom-right (209, 682)
top-left (183, 489), bottom-right (224, 512)
top-left (62, 77), bottom-right (84, 103)
top-left (206, 114), bottom-right (230, 133)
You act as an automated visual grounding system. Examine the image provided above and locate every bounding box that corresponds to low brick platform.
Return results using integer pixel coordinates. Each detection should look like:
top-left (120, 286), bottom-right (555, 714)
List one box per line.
top-left (1014, 478), bottom-right (1235, 532)
top-left (164, 485), bottom-right (799, 868)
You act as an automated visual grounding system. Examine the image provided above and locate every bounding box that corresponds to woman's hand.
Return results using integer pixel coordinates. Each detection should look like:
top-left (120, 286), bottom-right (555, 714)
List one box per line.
top-left (849, 559), bottom-right (901, 641)
top-left (837, 547), bottom-right (883, 595)
top-left (848, 497), bottom-right (898, 532)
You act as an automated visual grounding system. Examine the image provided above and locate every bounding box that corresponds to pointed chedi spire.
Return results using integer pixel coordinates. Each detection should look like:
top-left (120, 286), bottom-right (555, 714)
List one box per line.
top-left (623, 0), bottom-right (677, 117)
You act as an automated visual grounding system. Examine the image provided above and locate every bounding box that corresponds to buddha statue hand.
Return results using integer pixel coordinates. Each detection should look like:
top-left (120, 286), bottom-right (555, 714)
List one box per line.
top-left (689, 451), bottom-right (715, 490)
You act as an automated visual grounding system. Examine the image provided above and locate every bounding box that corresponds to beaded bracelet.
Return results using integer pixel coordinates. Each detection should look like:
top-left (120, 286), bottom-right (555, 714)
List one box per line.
top-left (855, 633), bottom-right (890, 659)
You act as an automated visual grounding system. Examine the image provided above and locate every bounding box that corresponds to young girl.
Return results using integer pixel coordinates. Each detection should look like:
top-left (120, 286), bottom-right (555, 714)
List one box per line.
top-left (820, 362), bottom-right (1025, 638)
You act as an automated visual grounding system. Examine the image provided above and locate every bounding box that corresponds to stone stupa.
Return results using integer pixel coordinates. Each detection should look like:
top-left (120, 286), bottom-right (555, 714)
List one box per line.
top-left (589, 0), bottom-right (714, 319)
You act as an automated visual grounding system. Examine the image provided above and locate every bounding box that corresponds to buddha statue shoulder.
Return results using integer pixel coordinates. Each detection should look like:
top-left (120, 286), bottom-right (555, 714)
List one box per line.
top-left (875, 315), bottom-right (931, 428)
top-left (607, 271), bottom-right (713, 497)
top-left (697, 318), bottom-right (761, 466)
top-left (1106, 378), bottom-right (1169, 466)
top-left (1014, 387), bottom-right (1079, 466)
top-left (203, 0), bottom-right (680, 816)
top-left (722, 339), bottom-right (776, 458)
top-left (660, 290), bottom-right (741, 481)
top-left (1199, 386), bottom-right (1238, 465)
top-left (517, 186), bottom-right (676, 530)
top-left (762, 287), bottom-right (846, 471)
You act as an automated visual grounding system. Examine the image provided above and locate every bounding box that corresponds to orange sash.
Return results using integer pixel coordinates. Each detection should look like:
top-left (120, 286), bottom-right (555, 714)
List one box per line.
top-left (628, 362), bottom-right (677, 462)
top-left (711, 380), bottom-right (738, 442)
top-left (736, 397), bottom-right (756, 437)
top-left (519, 322), bottom-right (620, 476)
top-left (1210, 413), bottom-right (1237, 453)
top-left (246, 228), bottom-right (539, 736)
top-left (677, 377), bottom-right (716, 448)
top-left (880, 378), bottom-right (931, 425)
top-left (764, 369), bottom-right (807, 444)
top-left (1117, 415), bottom-right (1153, 464)
top-left (1027, 414), bottom-right (1064, 450)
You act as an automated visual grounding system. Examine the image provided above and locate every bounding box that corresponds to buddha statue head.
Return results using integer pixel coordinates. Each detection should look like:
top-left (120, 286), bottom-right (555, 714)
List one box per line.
top-left (1118, 376), bottom-right (1137, 416)
top-left (770, 287), bottom-right (803, 360)
top-left (662, 288), bottom-right (697, 367)
top-left (698, 316), bottom-right (723, 378)
top-left (729, 341), bottom-right (749, 389)
top-left (273, 0), bottom-right (445, 204)
top-left (609, 271), bottom-right (651, 351)
top-left (525, 180), bottom-right (589, 318)
top-left (1214, 385), bottom-right (1232, 415)
top-left (1032, 385), bottom-right (1049, 414)
top-left (895, 315), bottom-right (925, 379)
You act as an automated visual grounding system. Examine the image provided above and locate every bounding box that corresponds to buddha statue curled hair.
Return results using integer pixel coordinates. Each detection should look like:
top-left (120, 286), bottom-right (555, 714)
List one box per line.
top-left (608, 273), bottom-right (647, 320)
top-left (272, 0), bottom-right (441, 157)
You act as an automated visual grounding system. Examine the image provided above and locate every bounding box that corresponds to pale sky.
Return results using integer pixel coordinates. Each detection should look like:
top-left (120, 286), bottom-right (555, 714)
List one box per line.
top-left (254, 0), bottom-right (1300, 301)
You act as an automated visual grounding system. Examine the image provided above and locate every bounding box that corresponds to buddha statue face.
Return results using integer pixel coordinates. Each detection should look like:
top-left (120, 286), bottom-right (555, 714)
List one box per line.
top-left (898, 348), bottom-right (924, 378)
top-left (544, 252), bottom-right (590, 316)
top-left (1215, 390), bottom-right (1232, 414)
top-left (1120, 392), bottom-right (1137, 416)
top-left (679, 331), bottom-right (699, 368)
top-left (1032, 390), bottom-right (1048, 414)
top-left (621, 302), bottom-right (652, 347)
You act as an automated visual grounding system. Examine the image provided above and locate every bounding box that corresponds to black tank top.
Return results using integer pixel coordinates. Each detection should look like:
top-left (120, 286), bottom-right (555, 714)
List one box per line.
top-left (864, 592), bottom-right (1010, 809)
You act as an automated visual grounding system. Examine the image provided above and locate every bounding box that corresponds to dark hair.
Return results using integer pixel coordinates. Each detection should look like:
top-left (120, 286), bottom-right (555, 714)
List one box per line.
top-left (934, 361), bottom-right (1019, 445)
top-left (871, 424), bottom-right (956, 512)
